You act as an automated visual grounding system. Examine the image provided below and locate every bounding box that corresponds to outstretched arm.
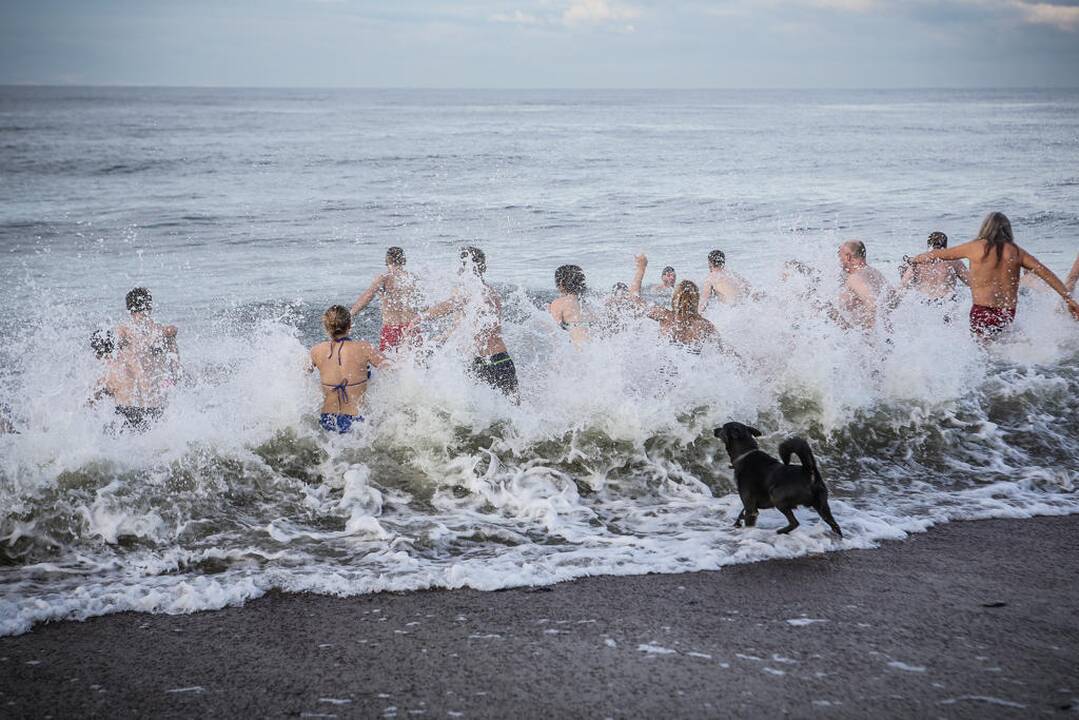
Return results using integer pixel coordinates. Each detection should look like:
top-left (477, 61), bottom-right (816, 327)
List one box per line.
top-left (911, 240), bottom-right (977, 264)
top-left (416, 294), bottom-right (465, 323)
top-left (1066, 253), bottom-right (1079, 294)
top-left (954, 261), bottom-right (971, 287)
top-left (629, 255), bottom-right (648, 297)
top-left (1021, 251), bottom-right (1079, 321)
top-left (351, 274), bottom-right (386, 317)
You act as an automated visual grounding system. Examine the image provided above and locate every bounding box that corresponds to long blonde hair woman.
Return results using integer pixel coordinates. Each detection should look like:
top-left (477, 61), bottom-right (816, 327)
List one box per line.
top-left (630, 255), bottom-right (718, 351)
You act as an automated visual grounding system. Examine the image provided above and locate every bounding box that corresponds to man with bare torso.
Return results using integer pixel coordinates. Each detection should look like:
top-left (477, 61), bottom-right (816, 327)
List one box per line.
top-left (908, 212), bottom-right (1079, 339)
top-left (699, 249), bottom-right (752, 311)
top-left (110, 288), bottom-right (182, 431)
top-left (837, 241), bottom-right (894, 330)
top-left (899, 232), bottom-right (970, 301)
top-left (351, 246), bottom-right (421, 352)
top-left (410, 246), bottom-right (519, 400)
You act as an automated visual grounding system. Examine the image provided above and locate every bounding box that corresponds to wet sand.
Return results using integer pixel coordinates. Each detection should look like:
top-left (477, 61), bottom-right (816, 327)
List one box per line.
top-left (2, 515), bottom-right (1077, 718)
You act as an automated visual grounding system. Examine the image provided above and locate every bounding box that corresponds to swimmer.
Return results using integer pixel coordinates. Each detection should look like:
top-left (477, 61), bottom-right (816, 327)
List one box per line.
top-left (648, 265), bottom-right (678, 296)
top-left (899, 232), bottom-right (970, 301)
top-left (548, 264), bottom-right (590, 347)
top-left (699, 250), bottom-right (752, 310)
top-left (908, 212), bottom-right (1079, 339)
top-left (631, 254), bottom-right (720, 352)
top-left (89, 329), bottom-right (129, 405)
top-left (111, 288), bottom-right (182, 431)
top-left (411, 247), bottom-right (519, 400)
top-left (350, 246), bottom-right (421, 352)
top-left (837, 241), bottom-right (895, 330)
top-left (310, 305), bottom-right (384, 433)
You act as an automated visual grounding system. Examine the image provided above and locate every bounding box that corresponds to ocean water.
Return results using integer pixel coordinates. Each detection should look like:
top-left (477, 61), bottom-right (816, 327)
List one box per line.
top-left (1, 87), bottom-right (1078, 636)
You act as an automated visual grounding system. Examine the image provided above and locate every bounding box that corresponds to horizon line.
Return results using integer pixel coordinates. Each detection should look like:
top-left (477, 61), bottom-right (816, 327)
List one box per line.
top-left (2, 83), bottom-right (1079, 92)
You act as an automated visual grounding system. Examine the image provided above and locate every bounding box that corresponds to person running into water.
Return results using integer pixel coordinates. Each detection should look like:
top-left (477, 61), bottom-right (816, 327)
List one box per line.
top-left (310, 305), bottom-right (384, 433)
top-left (89, 330), bottom-right (129, 405)
top-left (410, 247), bottom-right (519, 400)
top-left (548, 264), bottom-right (590, 347)
top-left (110, 288), bottom-right (182, 431)
top-left (699, 250), bottom-right (752, 310)
top-left (837, 241), bottom-right (894, 330)
top-left (350, 246), bottom-right (421, 352)
top-left (907, 212), bottom-right (1079, 339)
top-left (631, 254), bottom-right (719, 352)
top-left (899, 232), bottom-right (970, 301)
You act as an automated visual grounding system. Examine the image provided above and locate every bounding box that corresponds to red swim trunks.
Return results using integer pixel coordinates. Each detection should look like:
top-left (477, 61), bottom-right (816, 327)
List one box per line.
top-left (379, 323), bottom-right (419, 352)
top-left (969, 304), bottom-right (1016, 338)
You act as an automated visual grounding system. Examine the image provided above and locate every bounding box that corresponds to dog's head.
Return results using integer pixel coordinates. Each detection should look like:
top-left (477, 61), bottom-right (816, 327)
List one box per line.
top-left (713, 422), bottom-right (762, 459)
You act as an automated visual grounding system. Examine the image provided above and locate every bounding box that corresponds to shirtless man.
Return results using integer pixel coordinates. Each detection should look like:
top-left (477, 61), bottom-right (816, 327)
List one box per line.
top-left (648, 266), bottom-right (677, 296)
top-left (350, 246), bottom-right (421, 352)
top-left (410, 247), bottom-right (519, 399)
top-left (837, 241), bottom-right (894, 330)
top-left (310, 305), bottom-right (385, 433)
top-left (908, 212), bottom-right (1079, 339)
top-left (899, 232), bottom-right (970, 301)
top-left (699, 250), bottom-right (752, 311)
top-left (111, 288), bottom-right (182, 431)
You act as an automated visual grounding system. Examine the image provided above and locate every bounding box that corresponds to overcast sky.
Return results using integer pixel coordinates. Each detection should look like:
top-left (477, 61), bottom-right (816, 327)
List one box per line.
top-left (1, 0), bottom-right (1077, 88)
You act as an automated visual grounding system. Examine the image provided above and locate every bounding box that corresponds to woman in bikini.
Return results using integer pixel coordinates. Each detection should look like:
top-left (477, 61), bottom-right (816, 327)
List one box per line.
top-left (310, 305), bottom-right (385, 433)
top-left (548, 264), bottom-right (590, 348)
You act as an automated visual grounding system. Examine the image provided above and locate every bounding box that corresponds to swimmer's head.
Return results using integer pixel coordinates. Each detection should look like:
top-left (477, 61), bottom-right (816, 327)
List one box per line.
top-left (555, 265), bottom-right (586, 296)
top-left (661, 266), bottom-right (676, 286)
top-left (459, 246), bottom-right (486, 276)
top-left (708, 250), bottom-right (726, 270)
top-left (322, 305), bottom-right (352, 339)
top-left (927, 232), bottom-right (948, 250)
top-left (977, 211), bottom-right (1014, 264)
top-left (611, 282), bottom-right (629, 296)
top-left (386, 246), bottom-right (406, 267)
top-left (838, 241), bottom-right (866, 272)
top-left (126, 287), bottom-right (153, 314)
top-left (90, 330), bottom-right (114, 359)
top-left (672, 280), bottom-right (701, 319)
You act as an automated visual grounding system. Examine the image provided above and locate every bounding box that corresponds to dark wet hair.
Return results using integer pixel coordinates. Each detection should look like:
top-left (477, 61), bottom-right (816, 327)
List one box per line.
top-left (977, 212), bottom-right (1014, 266)
top-left (90, 330), bottom-right (114, 359)
top-left (322, 305), bottom-right (352, 339)
top-left (611, 281), bottom-right (629, 295)
top-left (661, 266), bottom-right (676, 276)
top-left (386, 247), bottom-right (406, 267)
top-left (708, 250), bottom-right (726, 269)
top-left (927, 232), bottom-right (948, 250)
top-left (126, 287), bottom-right (152, 313)
top-left (460, 246), bottom-right (486, 275)
top-left (555, 265), bottom-right (586, 296)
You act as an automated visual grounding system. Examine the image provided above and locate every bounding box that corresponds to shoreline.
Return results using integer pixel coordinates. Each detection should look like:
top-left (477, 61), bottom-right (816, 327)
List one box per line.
top-left (2, 515), bottom-right (1078, 718)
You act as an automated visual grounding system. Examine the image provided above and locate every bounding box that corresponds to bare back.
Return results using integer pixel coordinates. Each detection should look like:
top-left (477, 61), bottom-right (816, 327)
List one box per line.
top-left (311, 339), bottom-right (382, 416)
top-left (902, 260), bottom-right (967, 300)
top-left (701, 269), bottom-right (751, 308)
top-left (380, 269), bottom-right (420, 326)
top-left (112, 315), bottom-right (180, 407)
top-left (962, 240), bottom-right (1024, 308)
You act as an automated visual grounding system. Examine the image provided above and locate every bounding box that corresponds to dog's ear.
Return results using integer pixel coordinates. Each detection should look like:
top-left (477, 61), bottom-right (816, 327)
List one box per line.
top-left (747, 426), bottom-right (763, 437)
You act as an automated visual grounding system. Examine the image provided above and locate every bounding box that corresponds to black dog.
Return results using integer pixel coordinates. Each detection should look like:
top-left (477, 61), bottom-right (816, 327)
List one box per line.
top-left (714, 422), bottom-right (842, 537)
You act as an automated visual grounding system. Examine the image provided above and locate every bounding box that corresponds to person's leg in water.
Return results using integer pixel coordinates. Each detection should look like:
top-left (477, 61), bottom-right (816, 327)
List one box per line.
top-left (320, 413), bottom-right (363, 434)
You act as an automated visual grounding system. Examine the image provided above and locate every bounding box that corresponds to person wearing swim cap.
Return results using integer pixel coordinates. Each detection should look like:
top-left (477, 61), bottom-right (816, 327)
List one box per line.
top-left (907, 212), bottom-right (1079, 340)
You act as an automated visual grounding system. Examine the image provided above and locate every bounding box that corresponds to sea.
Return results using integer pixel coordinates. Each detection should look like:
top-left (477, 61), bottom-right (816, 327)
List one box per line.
top-left (1, 87), bottom-right (1077, 636)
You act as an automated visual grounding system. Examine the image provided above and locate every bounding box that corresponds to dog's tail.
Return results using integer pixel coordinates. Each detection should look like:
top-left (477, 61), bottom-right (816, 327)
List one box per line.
top-left (778, 437), bottom-right (824, 487)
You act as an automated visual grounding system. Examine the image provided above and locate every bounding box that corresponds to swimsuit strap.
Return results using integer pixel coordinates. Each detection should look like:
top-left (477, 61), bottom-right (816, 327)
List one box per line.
top-left (328, 336), bottom-right (352, 365)
top-left (323, 377), bottom-right (368, 408)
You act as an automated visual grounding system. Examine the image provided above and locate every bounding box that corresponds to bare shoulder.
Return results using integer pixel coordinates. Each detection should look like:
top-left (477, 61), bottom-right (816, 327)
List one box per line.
top-left (310, 342), bottom-right (328, 365)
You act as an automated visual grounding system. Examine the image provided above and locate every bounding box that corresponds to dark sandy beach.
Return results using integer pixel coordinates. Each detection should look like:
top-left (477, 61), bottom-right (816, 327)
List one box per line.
top-left (2, 515), bottom-right (1077, 719)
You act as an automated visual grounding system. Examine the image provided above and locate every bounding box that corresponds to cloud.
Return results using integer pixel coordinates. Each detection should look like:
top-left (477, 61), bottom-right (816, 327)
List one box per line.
top-left (561, 0), bottom-right (641, 27)
top-left (489, 9), bottom-right (541, 24)
top-left (1010, 0), bottom-right (1079, 30)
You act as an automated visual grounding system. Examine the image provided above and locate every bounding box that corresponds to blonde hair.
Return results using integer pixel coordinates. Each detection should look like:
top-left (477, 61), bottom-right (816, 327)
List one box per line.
top-left (672, 280), bottom-right (701, 321)
top-left (322, 305), bottom-right (352, 339)
top-left (977, 211), bottom-right (1014, 265)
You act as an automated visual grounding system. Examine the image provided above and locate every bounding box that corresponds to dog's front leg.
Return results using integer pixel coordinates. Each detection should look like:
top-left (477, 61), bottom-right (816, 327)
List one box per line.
top-left (733, 509), bottom-right (745, 528)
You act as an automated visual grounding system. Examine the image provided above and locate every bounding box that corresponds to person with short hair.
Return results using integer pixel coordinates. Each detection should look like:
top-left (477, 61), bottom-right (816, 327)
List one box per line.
top-left (899, 232), bottom-right (970, 301)
top-left (350, 246), bottom-right (421, 352)
top-left (111, 287), bottom-right (181, 431)
top-left (837, 241), bottom-right (894, 330)
top-left (699, 249), bottom-right (752, 310)
top-left (411, 247), bottom-right (519, 399)
top-left (548, 264), bottom-right (590, 347)
top-left (89, 329), bottom-right (130, 405)
top-left (310, 305), bottom-right (384, 433)
top-left (647, 265), bottom-right (677, 295)
top-left (630, 254), bottom-right (719, 352)
top-left (907, 212), bottom-right (1079, 339)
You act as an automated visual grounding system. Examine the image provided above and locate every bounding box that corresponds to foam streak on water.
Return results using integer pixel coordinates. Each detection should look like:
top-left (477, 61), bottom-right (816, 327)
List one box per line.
top-left (1, 88), bottom-right (1078, 635)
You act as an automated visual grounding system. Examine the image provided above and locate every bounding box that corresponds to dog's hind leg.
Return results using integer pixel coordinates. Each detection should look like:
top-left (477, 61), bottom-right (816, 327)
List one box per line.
top-left (816, 500), bottom-right (843, 538)
top-left (733, 509), bottom-right (745, 528)
top-left (776, 508), bottom-right (799, 535)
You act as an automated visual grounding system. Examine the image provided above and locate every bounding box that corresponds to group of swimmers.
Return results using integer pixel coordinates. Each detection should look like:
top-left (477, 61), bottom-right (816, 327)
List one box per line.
top-left (86, 210), bottom-right (1079, 435)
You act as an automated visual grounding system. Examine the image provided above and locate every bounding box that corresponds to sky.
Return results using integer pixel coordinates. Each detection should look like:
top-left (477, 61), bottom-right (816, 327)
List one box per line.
top-left (1, 0), bottom-right (1077, 88)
